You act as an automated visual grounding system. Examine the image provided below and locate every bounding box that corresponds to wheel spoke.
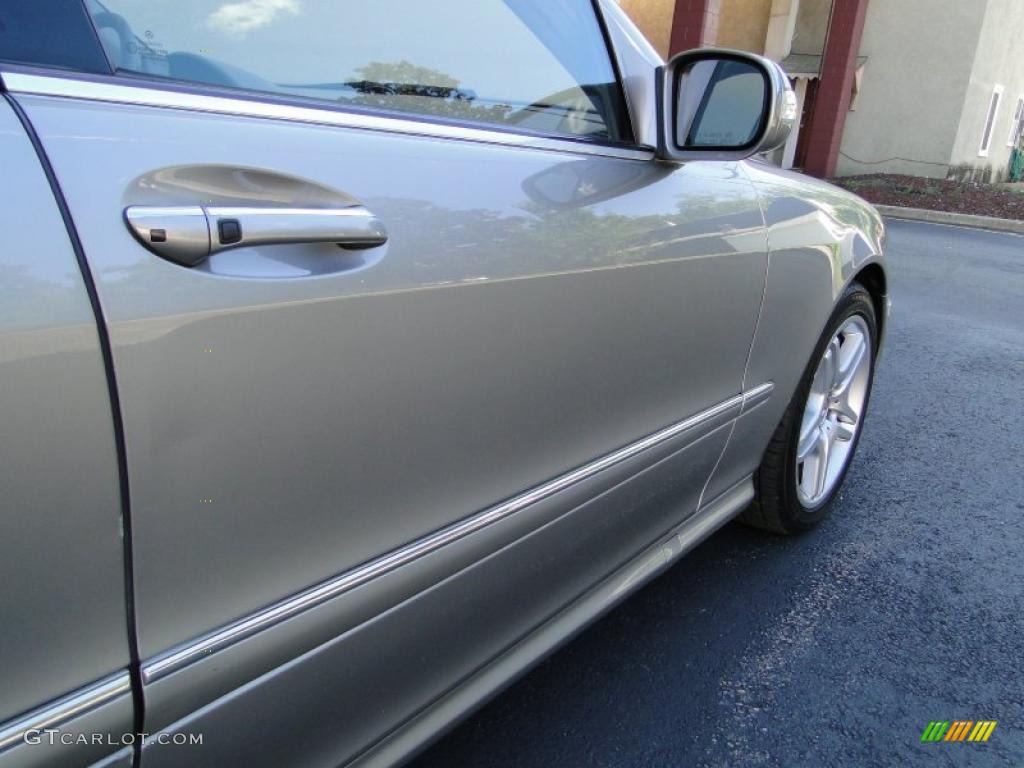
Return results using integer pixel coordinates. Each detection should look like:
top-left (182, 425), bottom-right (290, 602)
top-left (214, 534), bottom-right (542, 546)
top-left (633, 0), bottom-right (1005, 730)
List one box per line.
top-left (832, 388), bottom-right (860, 425)
top-left (797, 422), bottom-right (820, 460)
top-left (834, 331), bottom-right (867, 395)
top-left (810, 355), bottom-right (831, 399)
top-left (831, 330), bottom-right (868, 425)
top-left (811, 428), bottom-right (835, 499)
top-left (825, 339), bottom-right (841, 391)
top-left (831, 417), bottom-right (857, 442)
top-left (798, 426), bottom-right (831, 501)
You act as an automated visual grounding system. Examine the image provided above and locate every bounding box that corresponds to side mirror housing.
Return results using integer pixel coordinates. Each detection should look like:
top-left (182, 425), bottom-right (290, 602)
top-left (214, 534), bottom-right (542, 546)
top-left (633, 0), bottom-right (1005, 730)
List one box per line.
top-left (655, 48), bottom-right (797, 162)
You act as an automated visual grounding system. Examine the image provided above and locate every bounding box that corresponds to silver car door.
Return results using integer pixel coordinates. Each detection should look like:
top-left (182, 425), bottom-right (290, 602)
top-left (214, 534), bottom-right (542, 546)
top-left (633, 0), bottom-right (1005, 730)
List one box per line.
top-left (3, 0), bottom-right (767, 761)
top-left (0, 89), bottom-right (133, 768)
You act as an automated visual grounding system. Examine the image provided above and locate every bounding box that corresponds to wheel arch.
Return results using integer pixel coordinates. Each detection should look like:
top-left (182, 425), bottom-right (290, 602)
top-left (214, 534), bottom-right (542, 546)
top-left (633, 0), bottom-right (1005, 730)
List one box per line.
top-left (850, 261), bottom-right (888, 356)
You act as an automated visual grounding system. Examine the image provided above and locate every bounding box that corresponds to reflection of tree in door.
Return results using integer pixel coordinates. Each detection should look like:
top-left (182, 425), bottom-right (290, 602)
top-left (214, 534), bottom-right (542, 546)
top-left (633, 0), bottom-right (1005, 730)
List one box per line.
top-left (793, 78), bottom-right (819, 170)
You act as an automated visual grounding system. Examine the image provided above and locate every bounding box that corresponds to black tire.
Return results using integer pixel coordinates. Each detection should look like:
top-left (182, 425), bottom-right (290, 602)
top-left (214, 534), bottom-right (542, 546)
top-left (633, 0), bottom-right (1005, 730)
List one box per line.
top-left (741, 282), bottom-right (878, 534)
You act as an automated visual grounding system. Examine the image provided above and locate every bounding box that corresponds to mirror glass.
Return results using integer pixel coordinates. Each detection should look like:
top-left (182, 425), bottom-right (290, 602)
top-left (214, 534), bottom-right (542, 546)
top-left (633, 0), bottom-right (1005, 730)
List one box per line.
top-left (675, 58), bottom-right (768, 149)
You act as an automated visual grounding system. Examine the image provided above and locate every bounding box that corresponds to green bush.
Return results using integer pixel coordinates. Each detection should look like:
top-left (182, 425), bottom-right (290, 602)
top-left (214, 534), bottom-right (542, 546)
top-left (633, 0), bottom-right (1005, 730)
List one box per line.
top-left (1010, 148), bottom-right (1024, 183)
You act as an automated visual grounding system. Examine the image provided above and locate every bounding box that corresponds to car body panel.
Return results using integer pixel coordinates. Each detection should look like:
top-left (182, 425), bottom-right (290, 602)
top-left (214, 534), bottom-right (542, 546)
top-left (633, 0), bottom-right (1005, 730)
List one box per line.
top-left (139, 383), bottom-right (760, 731)
top-left (15, 82), bottom-right (768, 657)
top-left (9, 51), bottom-right (768, 757)
top-left (141, 425), bottom-right (739, 768)
top-left (0, 96), bottom-right (133, 767)
top-left (0, 675), bottom-right (133, 768)
top-left (0, 1), bottom-right (890, 764)
top-left (350, 475), bottom-right (758, 768)
top-left (700, 160), bottom-right (888, 505)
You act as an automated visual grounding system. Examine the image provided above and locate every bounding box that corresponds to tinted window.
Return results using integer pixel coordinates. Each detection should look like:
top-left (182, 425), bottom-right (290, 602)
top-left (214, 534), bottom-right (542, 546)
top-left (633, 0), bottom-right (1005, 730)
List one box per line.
top-left (84, 0), bottom-right (631, 142)
top-left (0, 0), bottom-right (110, 73)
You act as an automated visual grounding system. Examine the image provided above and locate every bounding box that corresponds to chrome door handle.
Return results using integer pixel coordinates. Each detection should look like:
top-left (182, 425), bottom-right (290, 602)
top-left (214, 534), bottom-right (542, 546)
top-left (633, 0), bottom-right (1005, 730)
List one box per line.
top-left (124, 205), bottom-right (388, 267)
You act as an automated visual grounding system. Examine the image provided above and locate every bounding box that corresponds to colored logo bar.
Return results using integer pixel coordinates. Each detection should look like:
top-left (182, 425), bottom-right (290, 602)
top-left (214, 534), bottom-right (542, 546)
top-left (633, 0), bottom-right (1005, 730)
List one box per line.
top-left (921, 721), bottom-right (997, 742)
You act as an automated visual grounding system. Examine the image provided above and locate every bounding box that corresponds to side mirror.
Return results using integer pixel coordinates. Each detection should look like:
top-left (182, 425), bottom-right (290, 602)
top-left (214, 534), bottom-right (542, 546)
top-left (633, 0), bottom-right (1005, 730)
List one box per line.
top-left (655, 49), bottom-right (797, 162)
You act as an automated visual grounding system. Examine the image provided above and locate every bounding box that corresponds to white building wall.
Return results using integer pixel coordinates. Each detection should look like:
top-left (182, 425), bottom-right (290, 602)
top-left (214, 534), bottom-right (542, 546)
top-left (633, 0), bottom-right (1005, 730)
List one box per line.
top-left (835, 0), bottom-right (987, 178)
top-left (948, 0), bottom-right (1024, 181)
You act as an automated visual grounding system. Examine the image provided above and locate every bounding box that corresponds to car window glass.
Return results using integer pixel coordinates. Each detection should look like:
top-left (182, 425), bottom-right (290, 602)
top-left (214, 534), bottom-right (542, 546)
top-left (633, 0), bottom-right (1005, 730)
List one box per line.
top-left (84, 0), bottom-right (630, 142)
top-left (0, 0), bottom-right (110, 73)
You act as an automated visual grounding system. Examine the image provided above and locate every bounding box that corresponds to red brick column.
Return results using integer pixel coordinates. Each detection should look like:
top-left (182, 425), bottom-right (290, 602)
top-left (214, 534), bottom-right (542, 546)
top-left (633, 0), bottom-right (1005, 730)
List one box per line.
top-left (669, 0), bottom-right (722, 57)
top-left (802, 0), bottom-right (871, 178)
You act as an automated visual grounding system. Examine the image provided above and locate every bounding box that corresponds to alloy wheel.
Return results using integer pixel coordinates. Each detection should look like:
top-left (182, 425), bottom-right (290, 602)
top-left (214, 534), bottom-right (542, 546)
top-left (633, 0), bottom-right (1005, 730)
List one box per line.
top-left (795, 315), bottom-right (873, 507)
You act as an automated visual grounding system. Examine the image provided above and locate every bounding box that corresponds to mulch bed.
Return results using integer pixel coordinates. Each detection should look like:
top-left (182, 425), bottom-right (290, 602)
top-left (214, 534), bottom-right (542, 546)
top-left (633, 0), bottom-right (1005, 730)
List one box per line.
top-left (830, 174), bottom-right (1024, 221)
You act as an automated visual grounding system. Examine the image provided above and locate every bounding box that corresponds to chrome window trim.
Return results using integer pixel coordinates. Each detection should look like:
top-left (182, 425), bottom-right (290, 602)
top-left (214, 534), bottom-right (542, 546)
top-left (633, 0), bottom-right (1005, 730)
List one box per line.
top-left (0, 672), bottom-right (131, 752)
top-left (0, 71), bottom-right (655, 162)
top-left (141, 383), bottom-right (773, 683)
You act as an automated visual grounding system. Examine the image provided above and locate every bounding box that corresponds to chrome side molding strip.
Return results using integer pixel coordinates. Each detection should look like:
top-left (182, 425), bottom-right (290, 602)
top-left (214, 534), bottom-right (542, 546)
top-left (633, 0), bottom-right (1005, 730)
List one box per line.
top-left (0, 672), bottom-right (131, 752)
top-left (1, 71), bottom-right (654, 162)
top-left (741, 381), bottom-right (775, 413)
top-left (142, 383), bottom-right (773, 683)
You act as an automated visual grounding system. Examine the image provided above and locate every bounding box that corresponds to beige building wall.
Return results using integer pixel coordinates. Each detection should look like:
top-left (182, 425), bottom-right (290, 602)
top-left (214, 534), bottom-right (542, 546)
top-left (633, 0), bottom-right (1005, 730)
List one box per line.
top-left (716, 0), bottom-right (772, 53)
top-left (948, 0), bottom-right (1024, 180)
top-left (618, 0), bottom-right (676, 58)
top-left (836, 0), bottom-right (987, 178)
top-left (699, 0), bottom-right (815, 60)
top-left (617, 0), bottom-right (774, 58)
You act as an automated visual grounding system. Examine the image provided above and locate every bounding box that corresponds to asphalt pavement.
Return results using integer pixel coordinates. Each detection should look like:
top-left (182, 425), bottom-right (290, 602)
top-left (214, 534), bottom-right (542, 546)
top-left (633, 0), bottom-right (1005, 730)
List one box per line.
top-left (412, 220), bottom-right (1024, 768)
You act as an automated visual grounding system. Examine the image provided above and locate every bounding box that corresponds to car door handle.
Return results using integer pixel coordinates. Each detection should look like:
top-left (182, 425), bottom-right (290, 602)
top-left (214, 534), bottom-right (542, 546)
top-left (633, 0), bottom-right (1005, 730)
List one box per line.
top-left (124, 205), bottom-right (388, 267)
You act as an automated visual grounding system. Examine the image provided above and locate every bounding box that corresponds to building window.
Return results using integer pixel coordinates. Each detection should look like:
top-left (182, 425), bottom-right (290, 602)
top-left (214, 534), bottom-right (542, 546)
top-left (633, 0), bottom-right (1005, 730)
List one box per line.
top-left (1008, 97), bottom-right (1024, 148)
top-left (979, 85), bottom-right (1003, 156)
